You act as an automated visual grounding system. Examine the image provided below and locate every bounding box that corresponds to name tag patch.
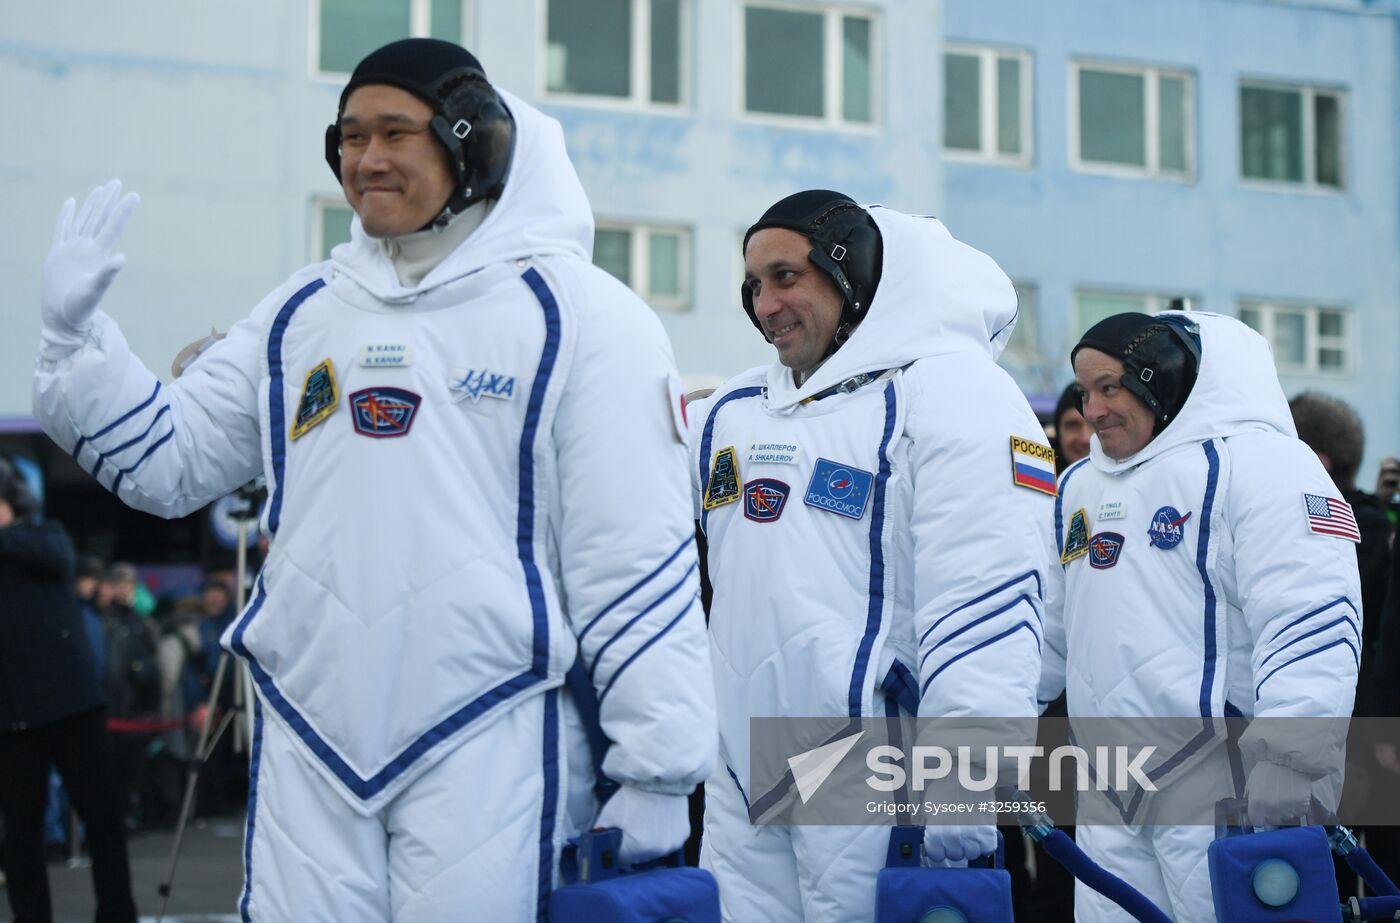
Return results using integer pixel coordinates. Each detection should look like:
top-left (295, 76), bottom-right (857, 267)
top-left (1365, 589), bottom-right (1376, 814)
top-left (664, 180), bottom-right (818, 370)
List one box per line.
top-left (704, 446), bottom-right (741, 510)
top-left (449, 368), bottom-right (517, 403)
top-left (1147, 506), bottom-right (1192, 550)
top-left (359, 343), bottom-right (412, 368)
top-left (743, 478), bottom-right (790, 522)
top-left (1097, 501), bottom-right (1126, 522)
top-left (804, 458), bottom-right (874, 521)
top-left (746, 442), bottom-right (801, 466)
top-left (350, 387), bottom-right (421, 438)
top-left (290, 358), bottom-right (339, 440)
top-left (1088, 532), bottom-right (1125, 569)
top-left (1062, 508), bottom-right (1090, 563)
top-left (1010, 436), bottom-right (1057, 496)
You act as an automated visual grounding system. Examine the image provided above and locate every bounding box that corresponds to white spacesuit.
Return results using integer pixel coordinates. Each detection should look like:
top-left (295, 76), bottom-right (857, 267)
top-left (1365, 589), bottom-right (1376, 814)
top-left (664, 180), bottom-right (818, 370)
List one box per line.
top-left (33, 40), bottom-right (715, 922)
top-left (693, 197), bottom-right (1055, 922)
top-left (1040, 312), bottom-right (1361, 921)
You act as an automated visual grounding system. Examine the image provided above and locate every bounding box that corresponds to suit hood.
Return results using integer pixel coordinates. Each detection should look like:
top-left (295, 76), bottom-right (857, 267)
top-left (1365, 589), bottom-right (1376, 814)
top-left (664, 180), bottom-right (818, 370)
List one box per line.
top-left (329, 88), bottom-right (593, 301)
top-left (764, 206), bottom-right (1018, 411)
top-left (1088, 311), bottom-right (1296, 474)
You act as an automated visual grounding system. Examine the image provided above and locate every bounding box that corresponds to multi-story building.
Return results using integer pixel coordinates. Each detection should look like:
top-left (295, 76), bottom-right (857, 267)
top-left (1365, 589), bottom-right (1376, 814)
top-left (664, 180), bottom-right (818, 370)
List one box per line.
top-left (3, 0), bottom-right (1397, 554)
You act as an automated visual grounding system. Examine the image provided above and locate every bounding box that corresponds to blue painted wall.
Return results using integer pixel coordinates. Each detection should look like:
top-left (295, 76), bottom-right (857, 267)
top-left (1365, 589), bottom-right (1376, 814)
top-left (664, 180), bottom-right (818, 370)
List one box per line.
top-left (943, 0), bottom-right (1400, 482)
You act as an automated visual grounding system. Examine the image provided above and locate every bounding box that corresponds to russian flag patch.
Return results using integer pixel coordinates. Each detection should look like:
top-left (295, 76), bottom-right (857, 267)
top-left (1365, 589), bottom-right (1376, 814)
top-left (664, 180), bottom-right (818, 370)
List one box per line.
top-left (1010, 436), bottom-right (1057, 496)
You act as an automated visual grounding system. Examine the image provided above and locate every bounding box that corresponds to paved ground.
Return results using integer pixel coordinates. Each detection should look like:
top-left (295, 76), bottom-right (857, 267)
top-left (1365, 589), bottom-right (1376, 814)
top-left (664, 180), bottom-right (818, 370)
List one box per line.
top-left (34, 814), bottom-right (245, 923)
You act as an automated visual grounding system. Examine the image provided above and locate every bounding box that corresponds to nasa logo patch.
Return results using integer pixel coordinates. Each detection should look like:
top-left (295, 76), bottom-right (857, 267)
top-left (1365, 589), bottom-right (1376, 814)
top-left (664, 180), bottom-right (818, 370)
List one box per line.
top-left (1088, 532), bottom-right (1125, 570)
top-left (743, 478), bottom-right (790, 522)
top-left (349, 387), bottom-right (421, 438)
top-left (1147, 506), bottom-right (1192, 550)
top-left (804, 458), bottom-right (874, 521)
top-left (290, 358), bottom-right (339, 441)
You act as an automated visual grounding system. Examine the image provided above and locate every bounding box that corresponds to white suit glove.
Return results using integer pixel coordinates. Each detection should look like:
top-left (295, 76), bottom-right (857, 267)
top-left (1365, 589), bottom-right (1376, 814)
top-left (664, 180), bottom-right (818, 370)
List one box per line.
top-left (592, 785), bottom-right (690, 865)
top-left (923, 825), bottom-right (998, 864)
top-left (1245, 761), bottom-right (1312, 825)
top-left (41, 179), bottom-right (139, 354)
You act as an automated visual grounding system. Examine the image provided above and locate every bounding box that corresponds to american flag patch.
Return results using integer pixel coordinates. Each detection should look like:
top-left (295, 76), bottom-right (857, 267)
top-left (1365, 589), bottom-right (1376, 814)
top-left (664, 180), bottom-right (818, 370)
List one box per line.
top-left (1303, 493), bottom-right (1361, 543)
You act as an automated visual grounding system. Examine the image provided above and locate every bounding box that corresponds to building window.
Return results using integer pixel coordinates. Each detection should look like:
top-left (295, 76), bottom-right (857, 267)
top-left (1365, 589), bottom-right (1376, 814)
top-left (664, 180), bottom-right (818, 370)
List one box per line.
top-left (1000, 283), bottom-right (1040, 363)
top-left (1071, 61), bottom-right (1193, 179)
top-left (944, 45), bottom-right (1031, 164)
top-left (1238, 302), bottom-right (1350, 373)
top-left (313, 200), bottom-right (355, 261)
top-left (1073, 290), bottom-right (1191, 337)
top-left (545, 0), bottom-right (684, 105)
top-left (594, 223), bottom-right (690, 312)
top-left (314, 0), bottom-right (468, 77)
top-left (743, 4), bottom-right (875, 126)
top-left (1240, 83), bottom-right (1344, 189)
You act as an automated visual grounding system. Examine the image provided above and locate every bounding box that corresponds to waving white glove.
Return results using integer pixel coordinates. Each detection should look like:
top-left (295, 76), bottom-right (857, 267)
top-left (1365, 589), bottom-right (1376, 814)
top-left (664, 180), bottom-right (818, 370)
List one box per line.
top-left (41, 180), bottom-right (139, 353)
top-left (592, 785), bottom-right (691, 864)
top-left (923, 824), bottom-right (998, 864)
top-left (1245, 761), bottom-right (1312, 825)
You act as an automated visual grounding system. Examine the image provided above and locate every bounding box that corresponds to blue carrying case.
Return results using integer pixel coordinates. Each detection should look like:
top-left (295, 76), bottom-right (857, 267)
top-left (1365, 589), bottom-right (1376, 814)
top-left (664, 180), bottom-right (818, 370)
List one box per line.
top-left (875, 826), bottom-right (1015, 923)
top-left (1207, 798), bottom-right (1340, 923)
top-left (548, 827), bottom-right (720, 923)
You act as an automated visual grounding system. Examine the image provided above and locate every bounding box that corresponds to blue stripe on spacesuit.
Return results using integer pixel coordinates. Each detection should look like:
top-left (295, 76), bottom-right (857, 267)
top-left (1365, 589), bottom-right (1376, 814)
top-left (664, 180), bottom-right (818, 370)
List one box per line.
top-left (1258, 615), bottom-right (1360, 672)
top-left (849, 382), bottom-right (898, 716)
top-left (1196, 440), bottom-right (1221, 718)
top-left (919, 594), bottom-right (1042, 674)
top-left (73, 380), bottom-right (162, 463)
top-left (587, 562), bottom-right (698, 682)
top-left (920, 613), bottom-right (1042, 698)
top-left (89, 404), bottom-right (171, 480)
top-left (726, 764), bottom-right (751, 811)
top-left (577, 535), bottom-right (694, 643)
top-left (1054, 458), bottom-right (1092, 558)
top-left (229, 269), bottom-right (565, 802)
top-left (919, 570), bottom-right (1043, 646)
top-left (521, 268), bottom-right (564, 676)
top-left (265, 278), bottom-right (327, 536)
top-left (239, 697), bottom-right (264, 923)
top-left (536, 689), bottom-right (560, 923)
top-left (598, 591), bottom-right (700, 705)
top-left (108, 424), bottom-right (175, 495)
top-left (1265, 597), bottom-right (1358, 645)
top-left (698, 386), bottom-right (764, 532)
top-left (1255, 637), bottom-right (1359, 700)
top-left (232, 576), bottom-right (547, 798)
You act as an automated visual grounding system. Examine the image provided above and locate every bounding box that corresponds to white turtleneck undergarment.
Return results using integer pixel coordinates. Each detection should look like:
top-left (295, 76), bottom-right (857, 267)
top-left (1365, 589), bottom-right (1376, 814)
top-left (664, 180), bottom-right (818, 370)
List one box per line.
top-left (381, 200), bottom-right (493, 288)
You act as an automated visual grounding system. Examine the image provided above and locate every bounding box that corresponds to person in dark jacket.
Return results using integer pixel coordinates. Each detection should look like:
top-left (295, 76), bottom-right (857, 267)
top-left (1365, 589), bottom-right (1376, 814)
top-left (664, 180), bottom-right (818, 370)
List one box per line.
top-left (0, 458), bottom-right (137, 923)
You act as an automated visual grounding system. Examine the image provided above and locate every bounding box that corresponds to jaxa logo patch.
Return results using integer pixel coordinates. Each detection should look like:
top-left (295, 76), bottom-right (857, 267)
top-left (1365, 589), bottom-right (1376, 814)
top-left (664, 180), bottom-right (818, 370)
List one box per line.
top-left (349, 387), bottom-right (421, 438)
top-left (1147, 506), bottom-right (1192, 550)
top-left (804, 458), bottom-right (874, 521)
top-left (290, 359), bottom-right (338, 440)
top-left (743, 478), bottom-right (790, 523)
top-left (1088, 532), bottom-right (1125, 569)
top-left (1062, 508), bottom-right (1090, 563)
top-left (704, 447), bottom-right (741, 510)
top-left (449, 368), bottom-right (517, 403)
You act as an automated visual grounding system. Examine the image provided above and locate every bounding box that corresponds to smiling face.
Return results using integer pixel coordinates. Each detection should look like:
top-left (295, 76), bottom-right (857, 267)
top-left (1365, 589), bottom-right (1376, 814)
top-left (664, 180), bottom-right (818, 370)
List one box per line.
top-left (1072, 348), bottom-right (1156, 460)
top-left (338, 84), bottom-right (454, 238)
top-left (744, 228), bottom-right (844, 378)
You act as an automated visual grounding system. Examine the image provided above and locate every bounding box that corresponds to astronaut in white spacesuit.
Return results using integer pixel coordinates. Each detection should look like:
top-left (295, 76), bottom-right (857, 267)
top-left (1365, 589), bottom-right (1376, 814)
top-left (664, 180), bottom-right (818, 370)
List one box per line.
top-left (1041, 311), bottom-right (1361, 921)
top-left (690, 190), bottom-right (1056, 922)
top-left (33, 39), bottom-right (715, 922)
